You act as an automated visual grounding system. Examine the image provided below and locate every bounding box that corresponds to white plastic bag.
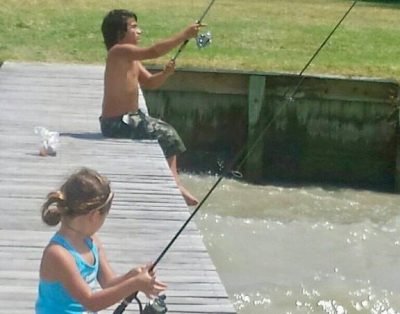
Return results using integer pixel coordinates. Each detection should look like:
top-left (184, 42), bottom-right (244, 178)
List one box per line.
top-left (34, 126), bottom-right (60, 156)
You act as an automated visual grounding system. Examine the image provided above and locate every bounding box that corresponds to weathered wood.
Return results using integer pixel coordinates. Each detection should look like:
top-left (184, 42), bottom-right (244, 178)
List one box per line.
top-left (0, 61), bottom-right (236, 314)
top-left (144, 65), bottom-right (400, 190)
top-left (246, 74), bottom-right (267, 180)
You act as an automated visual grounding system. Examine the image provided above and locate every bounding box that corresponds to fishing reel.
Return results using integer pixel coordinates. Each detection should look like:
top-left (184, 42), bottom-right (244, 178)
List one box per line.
top-left (143, 294), bottom-right (168, 314)
top-left (196, 31), bottom-right (212, 49)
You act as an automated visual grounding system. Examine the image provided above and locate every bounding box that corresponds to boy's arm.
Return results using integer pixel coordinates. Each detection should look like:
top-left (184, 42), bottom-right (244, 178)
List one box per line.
top-left (138, 61), bottom-right (175, 89)
top-left (110, 23), bottom-right (202, 61)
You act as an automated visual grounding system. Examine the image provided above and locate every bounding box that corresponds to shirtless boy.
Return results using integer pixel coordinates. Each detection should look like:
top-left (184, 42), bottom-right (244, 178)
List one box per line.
top-left (100, 9), bottom-right (202, 206)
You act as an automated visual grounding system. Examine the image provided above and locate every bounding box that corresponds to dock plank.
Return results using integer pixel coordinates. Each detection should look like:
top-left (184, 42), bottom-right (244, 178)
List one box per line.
top-left (0, 61), bottom-right (236, 314)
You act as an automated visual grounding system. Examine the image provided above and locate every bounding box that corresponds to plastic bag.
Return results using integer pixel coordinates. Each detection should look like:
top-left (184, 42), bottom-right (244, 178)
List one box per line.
top-left (34, 126), bottom-right (60, 156)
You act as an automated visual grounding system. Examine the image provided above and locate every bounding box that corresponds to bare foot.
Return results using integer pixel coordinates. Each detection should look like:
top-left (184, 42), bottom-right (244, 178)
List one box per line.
top-left (179, 185), bottom-right (199, 206)
top-left (166, 156), bottom-right (199, 206)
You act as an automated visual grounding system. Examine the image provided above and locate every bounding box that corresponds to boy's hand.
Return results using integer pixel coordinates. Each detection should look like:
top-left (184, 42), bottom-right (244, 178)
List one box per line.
top-left (184, 22), bottom-right (206, 40)
top-left (163, 60), bottom-right (176, 76)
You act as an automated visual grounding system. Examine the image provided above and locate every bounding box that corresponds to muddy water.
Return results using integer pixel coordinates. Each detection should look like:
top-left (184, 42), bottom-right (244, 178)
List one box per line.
top-left (181, 174), bottom-right (400, 314)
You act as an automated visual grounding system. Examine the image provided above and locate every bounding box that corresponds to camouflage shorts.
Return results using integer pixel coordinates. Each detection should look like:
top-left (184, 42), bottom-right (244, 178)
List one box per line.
top-left (100, 110), bottom-right (186, 159)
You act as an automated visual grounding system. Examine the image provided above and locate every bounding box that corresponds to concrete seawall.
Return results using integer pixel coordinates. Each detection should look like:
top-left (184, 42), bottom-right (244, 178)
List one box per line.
top-left (143, 67), bottom-right (400, 192)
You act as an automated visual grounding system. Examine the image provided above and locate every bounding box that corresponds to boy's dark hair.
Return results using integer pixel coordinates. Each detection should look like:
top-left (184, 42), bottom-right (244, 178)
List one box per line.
top-left (101, 9), bottom-right (138, 50)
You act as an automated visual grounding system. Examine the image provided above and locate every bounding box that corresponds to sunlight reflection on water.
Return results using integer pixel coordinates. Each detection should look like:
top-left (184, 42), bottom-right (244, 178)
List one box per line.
top-left (181, 173), bottom-right (400, 314)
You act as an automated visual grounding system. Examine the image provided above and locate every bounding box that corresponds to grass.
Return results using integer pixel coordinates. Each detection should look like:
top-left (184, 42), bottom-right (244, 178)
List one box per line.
top-left (0, 0), bottom-right (399, 80)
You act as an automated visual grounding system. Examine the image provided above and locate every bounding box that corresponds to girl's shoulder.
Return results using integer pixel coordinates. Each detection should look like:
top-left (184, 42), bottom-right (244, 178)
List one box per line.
top-left (43, 241), bottom-right (75, 265)
top-left (40, 242), bottom-right (76, 282)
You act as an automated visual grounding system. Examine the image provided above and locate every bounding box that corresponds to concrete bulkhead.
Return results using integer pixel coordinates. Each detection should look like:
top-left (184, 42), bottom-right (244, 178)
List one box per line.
top-left (143, 67), bottom-right (400, 192)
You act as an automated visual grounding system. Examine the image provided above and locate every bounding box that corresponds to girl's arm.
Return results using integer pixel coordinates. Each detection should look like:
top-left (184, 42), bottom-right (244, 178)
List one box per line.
top-left (94, 235), bottom-right (142, 289)
top-left (138, 61), bottom-right (175, 90)
top-left (42, 244), bottom-right (165, 312)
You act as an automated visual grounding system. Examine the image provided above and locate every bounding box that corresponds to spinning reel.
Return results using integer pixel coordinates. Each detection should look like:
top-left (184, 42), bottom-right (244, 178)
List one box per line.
top-left (143, 295), bottom-right (168, 314)
top-left (196, 31), bottom-right (212, 49)
top-left (171, 0), bottom-right (216, 62)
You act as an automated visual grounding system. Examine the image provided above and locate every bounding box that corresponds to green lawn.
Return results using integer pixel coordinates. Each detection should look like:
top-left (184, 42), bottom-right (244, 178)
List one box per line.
top-left (0, 0), bottom-right (399, 80)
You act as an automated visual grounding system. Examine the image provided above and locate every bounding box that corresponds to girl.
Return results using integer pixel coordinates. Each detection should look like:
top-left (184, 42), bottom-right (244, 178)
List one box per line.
top-left (35, 167), bottom-right (166, 313)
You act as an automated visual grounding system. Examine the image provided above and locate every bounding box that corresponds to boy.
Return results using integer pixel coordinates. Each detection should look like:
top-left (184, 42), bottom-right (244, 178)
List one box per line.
top-left (100, 9), bottom-right (202, 205)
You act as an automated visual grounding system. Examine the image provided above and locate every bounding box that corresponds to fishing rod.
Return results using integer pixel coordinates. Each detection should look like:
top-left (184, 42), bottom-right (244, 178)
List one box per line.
top-left (113, 1), bottom-right (217, 313)
top-left (171, 0), bottom-right (216, 61)
top-left (113, 1), bottom-right (358, 313)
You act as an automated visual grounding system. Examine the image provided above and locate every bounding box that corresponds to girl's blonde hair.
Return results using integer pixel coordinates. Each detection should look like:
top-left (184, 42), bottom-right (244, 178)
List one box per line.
top-left (41, 168), bottom-right (112, 226)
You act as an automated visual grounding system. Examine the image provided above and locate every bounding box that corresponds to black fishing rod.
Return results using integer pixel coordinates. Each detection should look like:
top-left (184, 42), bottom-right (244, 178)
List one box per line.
top-left (171, 0), bottom-right (216, 61)
top-left (113, 1), bottom-right (358, 313)
top-left (113, 1), bottom-right (217, 313)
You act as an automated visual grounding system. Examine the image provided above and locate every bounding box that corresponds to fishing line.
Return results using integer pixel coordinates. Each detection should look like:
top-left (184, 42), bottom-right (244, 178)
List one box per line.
top-left (113, 1), bottom-right (358, 313)
top-left (233, 0), bottom-right (359, 174)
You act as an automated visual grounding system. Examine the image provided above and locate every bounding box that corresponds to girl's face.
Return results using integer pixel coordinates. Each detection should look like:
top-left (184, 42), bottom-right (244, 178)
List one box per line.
top-left (88, 210), bottom-right (108, 235)
top-left (88, 194), bottom-right (113, 235)
top-left (123, 18), bottom-right (142, 45)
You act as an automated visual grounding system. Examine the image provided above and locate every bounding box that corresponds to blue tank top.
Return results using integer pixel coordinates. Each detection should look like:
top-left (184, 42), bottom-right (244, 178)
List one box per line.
top-left (35, 233), bottom-right (99, 314)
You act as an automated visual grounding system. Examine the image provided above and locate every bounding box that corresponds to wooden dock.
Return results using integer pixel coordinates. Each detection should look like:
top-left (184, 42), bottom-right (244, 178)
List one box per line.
top-left (0, 61), bottom-right (236, 314)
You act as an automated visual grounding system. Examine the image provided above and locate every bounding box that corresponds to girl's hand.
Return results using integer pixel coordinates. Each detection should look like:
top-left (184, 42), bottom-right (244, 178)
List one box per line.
top-left (127, 262), bottom-right (151, 278)
top-left (135, 264), bottom-right (167, 299)
top-left (126, 266), bottom-right (142, 278)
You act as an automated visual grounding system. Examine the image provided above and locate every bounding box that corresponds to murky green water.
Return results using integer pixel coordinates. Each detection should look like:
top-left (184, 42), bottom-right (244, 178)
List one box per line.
top-left (181, 174), bottom-right (400, 314)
